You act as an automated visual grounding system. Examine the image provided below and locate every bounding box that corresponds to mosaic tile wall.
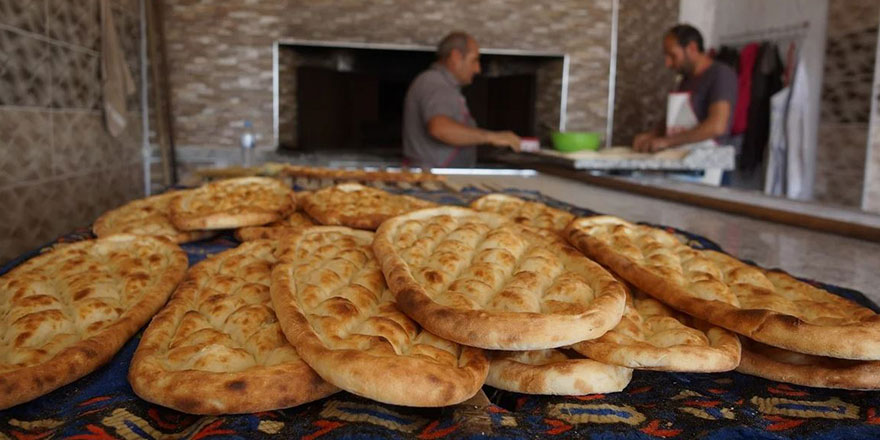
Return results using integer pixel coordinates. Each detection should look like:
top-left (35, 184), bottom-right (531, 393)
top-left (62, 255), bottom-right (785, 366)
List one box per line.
top-left (0, 0), bottom-right (144, 264)
top-left (612, 0), bottom-right (680, 146)
top-left (162, 0), bottom-right (613, 150)
top-left (813, 0), bottom-right (878, 207)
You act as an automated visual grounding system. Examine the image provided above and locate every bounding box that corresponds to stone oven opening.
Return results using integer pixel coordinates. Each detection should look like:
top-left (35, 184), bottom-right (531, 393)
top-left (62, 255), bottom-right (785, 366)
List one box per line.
top-left (276, 41), bottom-right (566, 156)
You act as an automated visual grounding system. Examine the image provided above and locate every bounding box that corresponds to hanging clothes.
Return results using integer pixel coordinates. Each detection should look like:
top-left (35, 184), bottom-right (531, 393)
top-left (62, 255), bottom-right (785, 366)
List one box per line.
top-left (732, 43), bottom-right (760, 135)
top-left (739, 42), bottom-right (784, 171)
top-left (715, 45), bottom-right (740, 71)
top-left (785, 56), bottom-right (813, 200)
top-left (764, 86), bottom-right (791, 196)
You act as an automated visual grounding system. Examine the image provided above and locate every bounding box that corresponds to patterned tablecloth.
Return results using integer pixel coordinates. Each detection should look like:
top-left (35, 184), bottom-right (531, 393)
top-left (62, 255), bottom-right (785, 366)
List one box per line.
top-left (2, 186), bottom-right (879, 440)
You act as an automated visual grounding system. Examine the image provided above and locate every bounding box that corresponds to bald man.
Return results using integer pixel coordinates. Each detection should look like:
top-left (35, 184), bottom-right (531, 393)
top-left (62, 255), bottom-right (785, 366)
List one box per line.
top-left (402, 31), bottom-right (520, 168)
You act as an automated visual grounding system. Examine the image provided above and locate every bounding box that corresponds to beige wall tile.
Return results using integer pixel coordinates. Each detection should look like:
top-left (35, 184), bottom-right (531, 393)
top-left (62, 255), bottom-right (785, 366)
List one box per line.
top-left (0, 109), bottom-right (52, 186)
top-left (0, 29), bottom-right (51, 107)
top-left (0, 0), bottom-right (46, 35)
top-left (47, 0), bottom-right (99, 51)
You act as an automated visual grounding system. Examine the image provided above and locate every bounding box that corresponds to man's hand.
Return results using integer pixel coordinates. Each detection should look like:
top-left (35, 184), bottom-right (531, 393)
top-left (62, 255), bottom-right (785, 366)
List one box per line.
top-left (485, 130), bottom-right (521, 152)
top-left (634, 132), bottom-right (672, 153)
top-left (633, 132), bottom-right (656, 152)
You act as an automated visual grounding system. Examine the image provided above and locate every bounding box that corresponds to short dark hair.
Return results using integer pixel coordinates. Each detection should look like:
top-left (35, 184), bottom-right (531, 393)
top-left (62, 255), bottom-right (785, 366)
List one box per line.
top-left (667, 24), bottom-right (704, 52)
top-left (437, 31), bottom-right (473, 61)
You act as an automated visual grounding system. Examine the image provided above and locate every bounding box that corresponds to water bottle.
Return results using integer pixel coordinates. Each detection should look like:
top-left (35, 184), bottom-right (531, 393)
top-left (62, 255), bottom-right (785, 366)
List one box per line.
top-left (241, 120), bottom-right (255, 167)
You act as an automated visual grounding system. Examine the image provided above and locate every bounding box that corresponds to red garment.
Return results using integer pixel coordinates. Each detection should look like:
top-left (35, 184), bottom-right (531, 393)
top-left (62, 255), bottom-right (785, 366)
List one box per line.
top-left (732, 43), bottom-right (759, 135)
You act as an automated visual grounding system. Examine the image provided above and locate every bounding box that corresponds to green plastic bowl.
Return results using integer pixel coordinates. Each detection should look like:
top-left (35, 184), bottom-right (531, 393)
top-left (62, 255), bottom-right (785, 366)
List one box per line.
top-left (551, 132), bottom-right (601, 153)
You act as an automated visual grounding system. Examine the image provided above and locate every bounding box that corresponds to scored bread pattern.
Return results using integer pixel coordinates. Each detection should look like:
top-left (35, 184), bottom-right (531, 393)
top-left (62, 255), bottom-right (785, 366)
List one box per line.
top-left (272, 227), bottom-right (486, 406)
top-left (568, 216), bottom-right (738, 305)
top-left (0, 236), bottom-right (181, 370)
top-left (301, 183), bottom-right (436, 230)
top-left (486, 349), bottom-right (632, 395)
top-left (93, 191), bottom-right (213, 243)
top-left (153, 241), bottom-right (296, 372)
top-left (469, 193), bottom-right (574, 234)
top-left (374, 207), bottom-right (626, 350)
top-left (566, 215), bottom-right (880, 360)
top-left (171, 177), bottom-right (294, 230)
top-left (573, 291), bottom-right (741, 372)
top-left (0, 234), bottom-right (187, 409)
top-left (129, 240), bottom-right (336, 414)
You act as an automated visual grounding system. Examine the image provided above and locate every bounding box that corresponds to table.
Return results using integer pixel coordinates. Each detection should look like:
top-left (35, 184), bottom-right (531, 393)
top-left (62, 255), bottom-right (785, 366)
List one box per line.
top-left (2, 185), bottom-right (879, 439)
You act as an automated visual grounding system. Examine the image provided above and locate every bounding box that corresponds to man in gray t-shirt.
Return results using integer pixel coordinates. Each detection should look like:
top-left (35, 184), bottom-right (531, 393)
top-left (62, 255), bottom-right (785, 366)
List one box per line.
top-left (403, 32), bottom-right (520, 168)
top-left (633, 24), bottom-right (738, 152)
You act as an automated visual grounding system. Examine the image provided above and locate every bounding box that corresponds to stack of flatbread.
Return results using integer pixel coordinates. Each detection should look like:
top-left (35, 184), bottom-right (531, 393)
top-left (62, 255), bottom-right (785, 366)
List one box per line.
top-left (565, 215), bottom-right (880, 390)
top-left (6, 170), bottom-right (875, 414)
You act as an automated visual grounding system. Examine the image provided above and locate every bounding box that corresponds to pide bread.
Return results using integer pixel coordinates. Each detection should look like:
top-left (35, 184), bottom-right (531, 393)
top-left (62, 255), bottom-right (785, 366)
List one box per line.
top-left (271, 226), bottom-right (488, 406)
top-left (171, 177), bottom-right (295, 230)
top-left (565, 215), bottom-right (880, 360)
top-left (469, 193), bottom-right (574, 235)
top-left (738, 338), bottom-right (880, 390)
top-left (573, 290), bottom-right (740, 372)
top-left (235, 212), bottom-right (317, 242)
top-left (129, 240), bottom-right (337, 414)
top-left (485, 349), bottom-right (631, 395)
top-left (373, 207), bottom-right (626, 350)
top-left (300, 183), bottom-right (436, 230)
top-left (0, 234), bottom-right (187, 409)
top-left (93, 191), bottom-right (214, 243)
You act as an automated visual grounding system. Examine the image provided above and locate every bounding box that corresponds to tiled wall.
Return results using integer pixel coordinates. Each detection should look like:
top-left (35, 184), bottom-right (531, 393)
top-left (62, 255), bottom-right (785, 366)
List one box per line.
top-left (162, 0), bottom-right (613, 150)
top-left (813, 0), bottom-right (878, 208)
top-left (0, 0), bottom-right (144, 264)
top-left (613, 0), bottom-right (680, 146)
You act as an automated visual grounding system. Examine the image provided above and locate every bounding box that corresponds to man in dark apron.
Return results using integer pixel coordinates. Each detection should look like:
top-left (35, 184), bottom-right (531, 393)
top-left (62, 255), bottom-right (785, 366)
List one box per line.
top-left (402, 32), bottom-right (521, 169)
top-left (633, 24), bottom-right (738, 153)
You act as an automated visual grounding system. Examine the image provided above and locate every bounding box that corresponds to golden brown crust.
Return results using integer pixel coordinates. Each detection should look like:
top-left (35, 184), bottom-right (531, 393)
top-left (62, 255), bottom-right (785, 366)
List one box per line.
top-left (738, 338), bottom-right (880, 390)
top-left (271, 226), bottom-right (488, 407)
top-left (573, 290), bottom-right (741, 372)
top-left (234, 212), bottom-right (317, 241)
top-left (170, 177), bottom-right (295, 231)
top-left (565, 216), bottom-right (880, 360)
top-left (469, 193), bottom-right (574, 235)
top-left (373, 207), bottom-right (626, 350)
top-left (281, 165), bottom-right (446, 183)
top-left (301, 183), bottom-right (436, 230)
top-left (129, 240), bottom-right (338, 414)
top-left (0, 234), bottom-right (187, 410)
top-left (93, 191), bottom-right (215, 243)
top-left (485, 349), bottom-right (632, 395)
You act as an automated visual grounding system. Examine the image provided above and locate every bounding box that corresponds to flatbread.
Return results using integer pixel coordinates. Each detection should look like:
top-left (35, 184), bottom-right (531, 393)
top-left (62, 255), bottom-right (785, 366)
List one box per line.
top-left (93, 191), bottom-right (215, 243)
top-left (573, 289), bottom-right (740, 372)
top-left (171, 177), bottom-right (295, 230)
top-left (738, 338), bottom-right (880, 390)
top-left (129, 240), bottom-right (338, 414)
top-left (301, 183), bottom-right (436, 230)
top-left (373, 206), bottom-right (626, 350)
top-left (469, 193), bottom-right (574, 235)
top-left (271, 226), bottom-right (488, 407)
top-left (486, 349), bottom-right (631, 395)
top-left (565, 215), bottom-right (880, 360)
top-left (234, 211), bottom-right (317, 242)
top-left (282, 165), bottom-right (445, 183)
top-left (0, 234), bottom-right (187, 409)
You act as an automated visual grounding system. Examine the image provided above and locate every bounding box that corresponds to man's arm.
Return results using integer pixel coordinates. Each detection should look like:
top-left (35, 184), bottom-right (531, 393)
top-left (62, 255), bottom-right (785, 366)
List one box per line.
top-left (427, 115), bottom-right (521, 151)
top-left (638, 100), bottom-right (730, 152)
